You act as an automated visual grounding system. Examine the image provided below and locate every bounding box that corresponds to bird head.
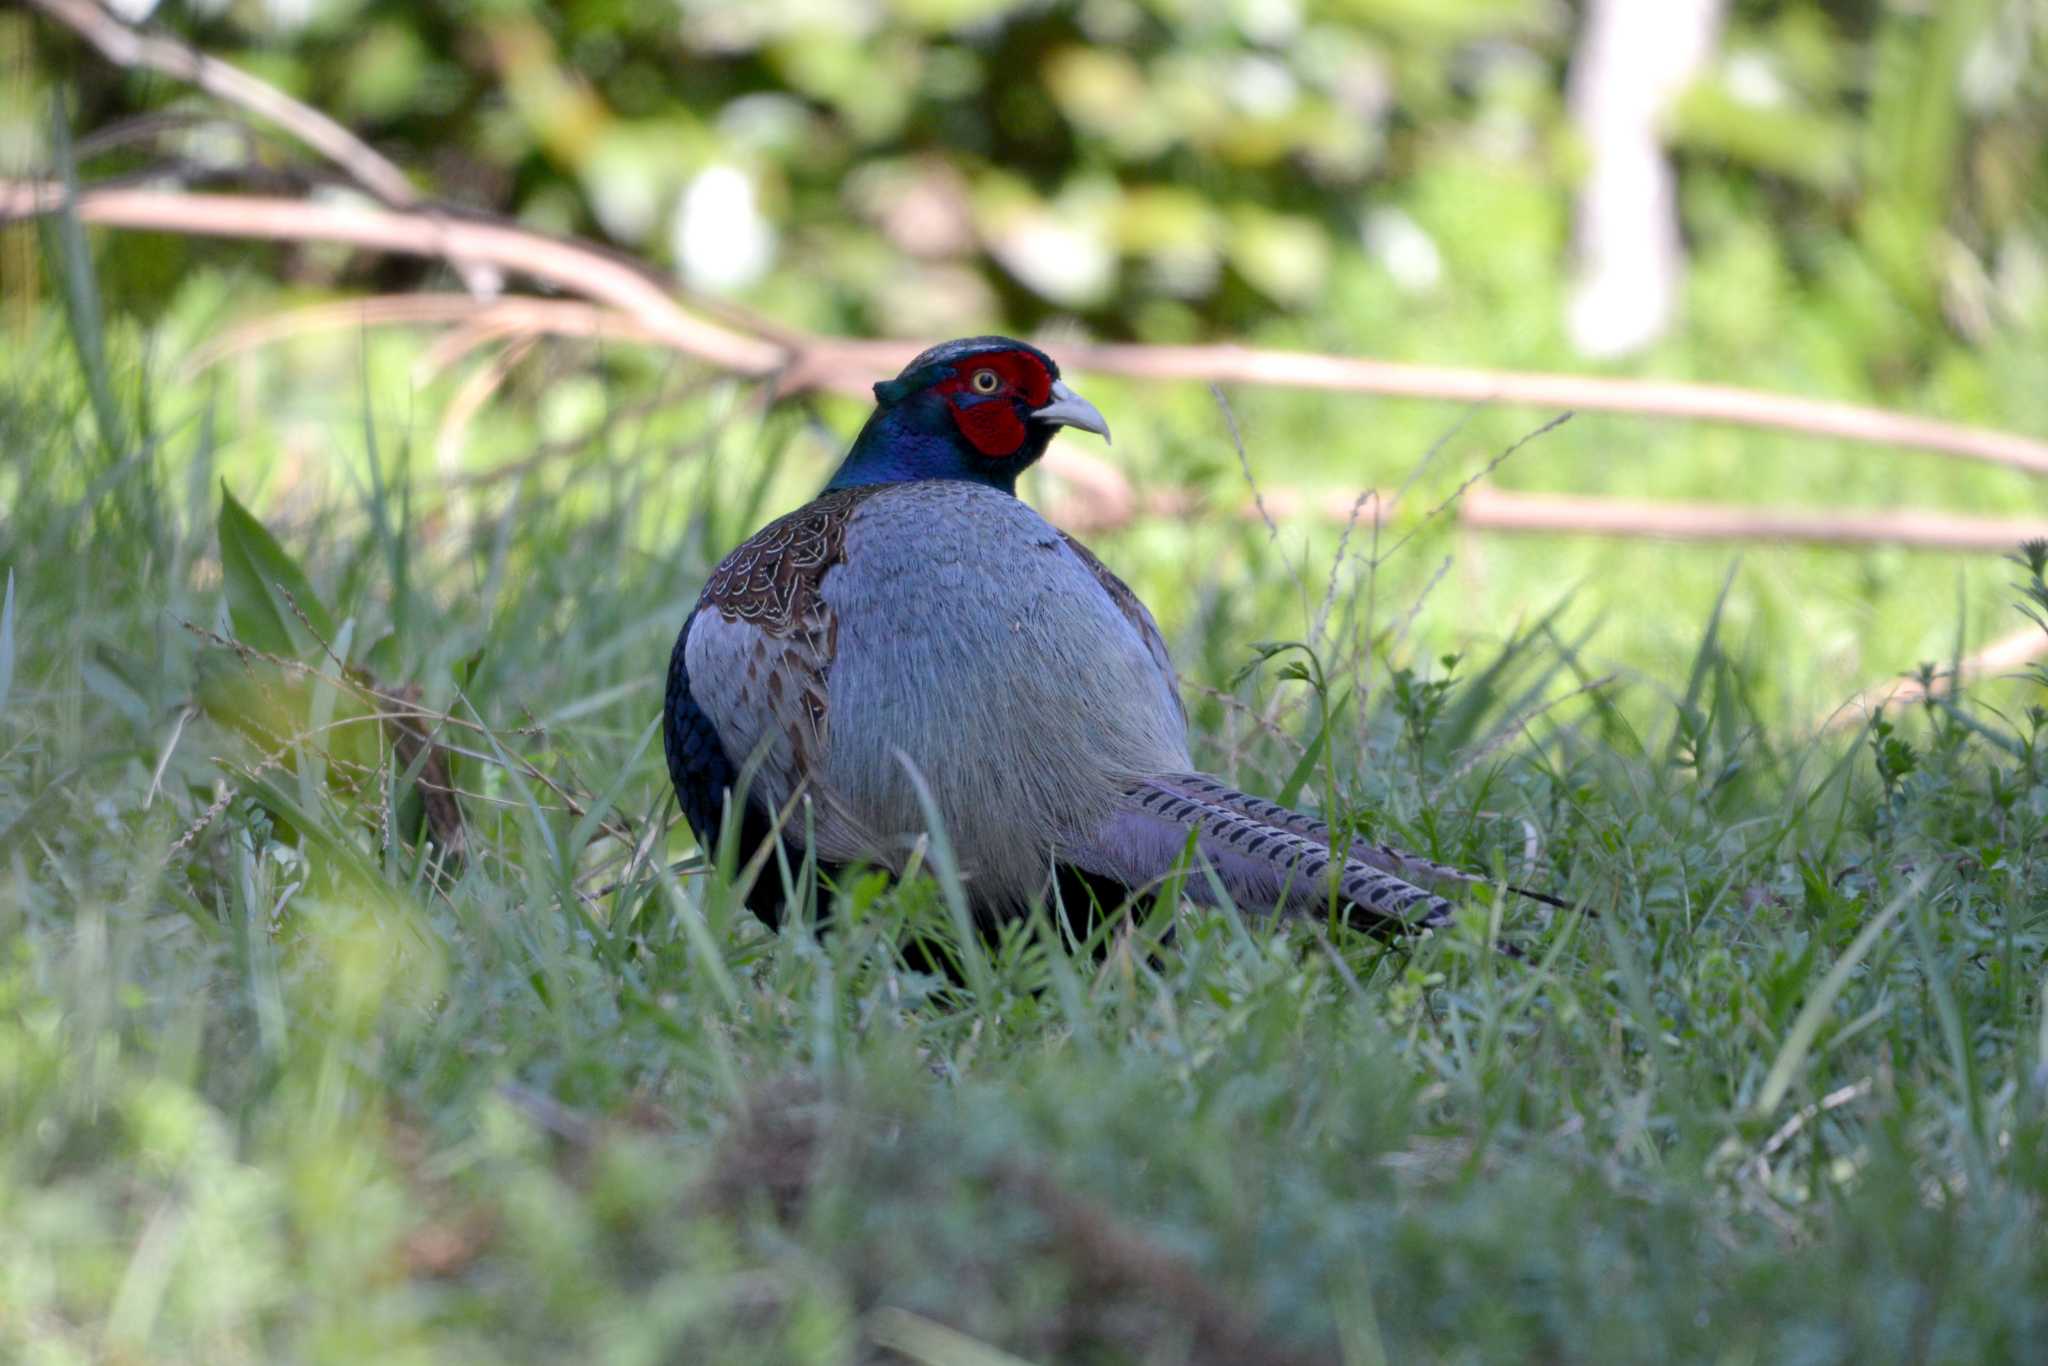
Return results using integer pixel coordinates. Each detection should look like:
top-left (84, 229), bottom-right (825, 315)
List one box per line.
top-left (825, 336), bottom-right (1110, 493)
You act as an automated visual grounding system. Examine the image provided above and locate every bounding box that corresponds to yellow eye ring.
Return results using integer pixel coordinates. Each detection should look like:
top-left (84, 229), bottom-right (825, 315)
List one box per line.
top-left (969, 368), bottom-right (1000, 394)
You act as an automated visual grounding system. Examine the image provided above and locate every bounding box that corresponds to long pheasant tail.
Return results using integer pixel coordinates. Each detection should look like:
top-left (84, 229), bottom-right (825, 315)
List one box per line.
top-left (1064, 775), bottom-right (1453, 936)
top-left (1161, 772), bottom-right (1584, 916)
top-left (1504, 883), bottom-right (1587, 913)
top-left (1063, 772), bottom-right (1585, 939)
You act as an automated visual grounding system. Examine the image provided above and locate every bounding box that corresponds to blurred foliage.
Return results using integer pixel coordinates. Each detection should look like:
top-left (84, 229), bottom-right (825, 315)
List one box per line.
top-left (13, 0), bottom-right (2048, 350)
top-left (5, 0), bottom-right (2048, 719)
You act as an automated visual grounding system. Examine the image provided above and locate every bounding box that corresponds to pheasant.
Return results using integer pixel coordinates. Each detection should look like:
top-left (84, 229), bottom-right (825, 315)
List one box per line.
top-left (664, 336), bottom-right (1549, 944)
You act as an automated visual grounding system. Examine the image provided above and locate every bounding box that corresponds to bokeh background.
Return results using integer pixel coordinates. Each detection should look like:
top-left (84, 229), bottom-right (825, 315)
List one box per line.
top-left (5, 0), bottom-right (2048, 712)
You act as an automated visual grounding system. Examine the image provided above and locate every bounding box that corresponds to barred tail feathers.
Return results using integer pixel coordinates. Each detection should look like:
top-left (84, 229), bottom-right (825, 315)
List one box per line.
top-left (1154, 773), bottom-right (1577, 912)
top-left (1063, 774), bottom-right (1453, 933)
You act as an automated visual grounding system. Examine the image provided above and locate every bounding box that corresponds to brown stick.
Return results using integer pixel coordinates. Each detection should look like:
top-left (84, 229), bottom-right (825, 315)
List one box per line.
top-left (5, 180), bottom-right (2047, 481)
top-left (175, 294), bottom-right (661, 378)
top-left (24, 0), bottom-right (503, 297)
top-left (434, 335), bottom-right (536, 472)
top-left (1830, 622), bottom-right (2048, 726)
top-left (0, 183), bottom-right (789, 371)
top-left (1460, 485), bottom-right (2048, 552)
top-left (1056, 342), bottom-right (2048, 478)
top-left (163, 287), bottom-right (1140, 515)
top-left (28, 0), bottom-right (419, 206)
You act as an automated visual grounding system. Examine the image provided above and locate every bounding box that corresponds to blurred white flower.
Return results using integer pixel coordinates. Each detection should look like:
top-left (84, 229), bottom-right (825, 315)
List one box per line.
top-left (1142, 244), bottom-right (1219, 300)
top-left (990, 212), bottom-right (1114, 308)
top-left (1227, 55), bottom-right (1298, 117)
top-left (1232, 0), bottom-right (1301, 47)
top-left (583, 135), bottom-right (665, 245)
top-left (262, 0), bottom-right (317, 31)
top-left (103, 0), bottom-right (162, 20)
top-left (673, 165), bottom-right (777, 294)
top-left (717, 93), bottom-right (812, 154)
top-left (871, 263), bottom-right (996, 337)
top-left (1724, 52), bottom-right (1787, 109)
top-left (1961, 4), bottom-right (2031, 113)
top-left (1362, 207), bottom-right (1442, 294)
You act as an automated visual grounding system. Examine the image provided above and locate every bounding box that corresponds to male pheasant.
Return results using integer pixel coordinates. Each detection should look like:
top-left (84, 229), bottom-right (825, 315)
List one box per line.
top-left (665, 336), bottom-right (1540, 942)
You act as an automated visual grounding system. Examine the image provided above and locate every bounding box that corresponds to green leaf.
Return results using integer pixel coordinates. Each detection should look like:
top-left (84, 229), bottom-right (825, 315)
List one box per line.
top-left (1277, 685), bottom-right (1349, 808)
top-left (1665, 563), bottom-right (1737, 770)
top-left (451, 645), bottom-right (485, 692)
top-left (218, 483), bottom-right (335, 657)
top-left (569, 716), bottom-right (661, 860)
top-left (1753, 874), bottom-right (1919, 1118)
top-left (43, 98), bottom-right (125, 464)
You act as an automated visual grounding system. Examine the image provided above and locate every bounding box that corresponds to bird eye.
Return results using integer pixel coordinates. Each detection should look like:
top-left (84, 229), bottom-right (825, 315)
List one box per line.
top-left (969, 368), bottom-right (1000, 394)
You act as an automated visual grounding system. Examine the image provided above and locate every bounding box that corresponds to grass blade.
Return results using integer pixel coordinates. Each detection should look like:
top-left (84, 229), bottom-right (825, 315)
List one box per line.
top-left (1665, 562), bottom-right (1738, 770)
top-left (41, 95), bottom-right (125, 463)
top-left (0, 569), bottom-right (15, 716)
top-left (218, 483), bottom-right (338, 655)
top-left (1754, 871), bottom-right (1924, 1118)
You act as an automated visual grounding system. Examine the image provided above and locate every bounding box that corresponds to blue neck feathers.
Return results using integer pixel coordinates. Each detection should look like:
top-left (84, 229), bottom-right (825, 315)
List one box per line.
top-left (823, 398), bottom-right (1046, 494)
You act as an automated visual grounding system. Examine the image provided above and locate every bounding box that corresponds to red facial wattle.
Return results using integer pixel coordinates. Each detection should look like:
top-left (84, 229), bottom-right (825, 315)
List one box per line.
top-left (937, 350), bottom-right (1054, 458)
top-left (952, 400), bottom-right (1028, 457)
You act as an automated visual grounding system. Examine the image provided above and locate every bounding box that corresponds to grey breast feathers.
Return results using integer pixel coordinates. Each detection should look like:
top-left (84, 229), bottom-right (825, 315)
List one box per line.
top-left (1057, 530), bottom-right (1185, 727)
top-left (818, 482), bottom-right (1191, 906)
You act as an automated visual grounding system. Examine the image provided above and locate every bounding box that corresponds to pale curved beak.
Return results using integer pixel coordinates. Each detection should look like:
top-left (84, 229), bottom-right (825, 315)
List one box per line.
top-left (1030, 379), bottom-right (1111, 444)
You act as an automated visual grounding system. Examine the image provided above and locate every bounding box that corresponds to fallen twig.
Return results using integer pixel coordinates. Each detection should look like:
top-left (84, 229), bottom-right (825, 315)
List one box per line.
top-left (177, 617), bottom-right (634, 847)
top-left (1461, 486), bottom-right (2048, 551)
top-left (6, 180), bottom-right (2047, 479)
top-left (1059, 341), bottom-right (2048, 478)
top-left (1826, 622), bottom-right (2048, 728)
top-left (174, 293), bottom-right (657, 377)
top-left (26, 0), bottom-right (501, 295)
top-left (10, 172), bottom-right (2048, 562)
top-left (30, 0), bottom-right (415, 204)
top-left (0, 183), bottom-right (782, 368)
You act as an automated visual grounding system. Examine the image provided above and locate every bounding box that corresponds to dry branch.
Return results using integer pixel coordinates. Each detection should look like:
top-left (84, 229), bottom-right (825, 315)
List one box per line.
top-left (1461, 486), bottom-right (2048, 552)
top-left (6, 179), bottom-right (2048, 479)
top-left (29, 0), bottom-right (418, 206)
top-left (1056, 342), bottom-right (2048, 477)
top-left (172, 294), bottom-right (656, 378)
top-left (26, 0), bottom-right (501, 295)
top-left (1829, 622), bottom-right (2048, 726)
top-left (0, 182), bottom-right (785, 369)
top-left (10, 176), bottom-right (2048, 555)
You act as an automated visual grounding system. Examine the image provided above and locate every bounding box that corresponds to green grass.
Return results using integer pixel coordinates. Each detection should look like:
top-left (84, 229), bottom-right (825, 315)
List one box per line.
top-left (4, 231), bottom-right (2048, 1363)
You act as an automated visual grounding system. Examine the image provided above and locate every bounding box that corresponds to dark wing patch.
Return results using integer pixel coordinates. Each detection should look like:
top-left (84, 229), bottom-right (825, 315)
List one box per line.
top-left (664, 615), bottom-right (739, 847)
top-left (702, 485), bottom-right (887, 634)
top-left (663, 614), bottom-right (802, 928)
top-left (685, 484), bottom-right (887, 855)
top-left (669, 486), bottom-right (889, 925)
top-left (1058, 531), bottom-right (1185, 724)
